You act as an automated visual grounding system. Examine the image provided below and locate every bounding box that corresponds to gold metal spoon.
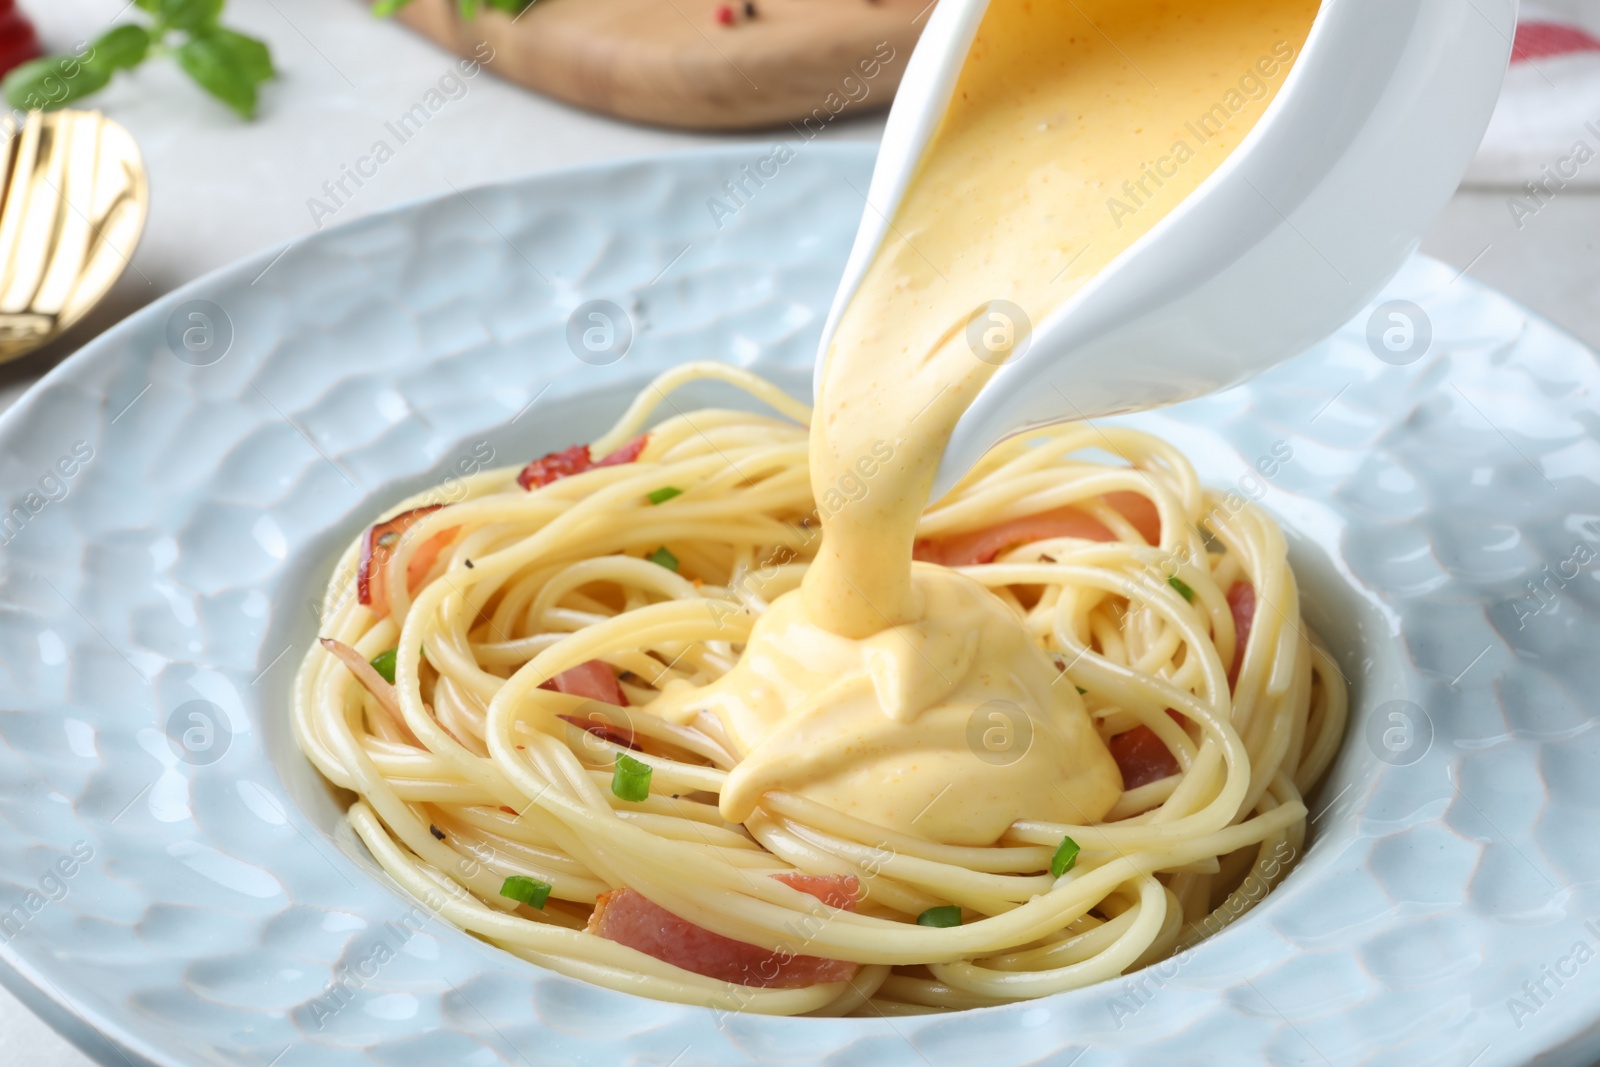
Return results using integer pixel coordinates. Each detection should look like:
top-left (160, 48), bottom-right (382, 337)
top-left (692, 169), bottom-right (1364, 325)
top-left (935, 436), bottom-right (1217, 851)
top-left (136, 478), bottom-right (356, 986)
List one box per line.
top-left (0, 108), bottom-right (148, 364)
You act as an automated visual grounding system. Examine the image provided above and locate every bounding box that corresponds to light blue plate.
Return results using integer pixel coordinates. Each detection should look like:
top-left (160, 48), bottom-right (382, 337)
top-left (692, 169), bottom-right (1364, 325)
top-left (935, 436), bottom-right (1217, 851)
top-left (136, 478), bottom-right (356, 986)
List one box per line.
top-left (0, 144), bottom-right (1597, 1067)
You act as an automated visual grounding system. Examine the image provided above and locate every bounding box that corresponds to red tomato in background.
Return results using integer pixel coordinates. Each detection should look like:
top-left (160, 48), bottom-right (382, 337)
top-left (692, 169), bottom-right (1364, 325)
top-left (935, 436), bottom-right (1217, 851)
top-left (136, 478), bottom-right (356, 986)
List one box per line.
top-left (0, 0), bottom-right (40, 80)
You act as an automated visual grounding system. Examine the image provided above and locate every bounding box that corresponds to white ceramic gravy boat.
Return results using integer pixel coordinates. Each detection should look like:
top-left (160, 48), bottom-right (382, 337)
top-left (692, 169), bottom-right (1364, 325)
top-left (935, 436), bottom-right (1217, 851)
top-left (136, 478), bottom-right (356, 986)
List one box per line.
top-left (815, 0), bottom-right (1517, 501)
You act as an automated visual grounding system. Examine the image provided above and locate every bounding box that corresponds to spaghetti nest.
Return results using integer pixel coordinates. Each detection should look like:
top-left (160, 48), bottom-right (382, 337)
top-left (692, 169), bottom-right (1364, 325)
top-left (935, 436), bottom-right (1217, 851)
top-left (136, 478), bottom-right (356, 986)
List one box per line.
top-left (294, 362), bottom-right (1347, 1016)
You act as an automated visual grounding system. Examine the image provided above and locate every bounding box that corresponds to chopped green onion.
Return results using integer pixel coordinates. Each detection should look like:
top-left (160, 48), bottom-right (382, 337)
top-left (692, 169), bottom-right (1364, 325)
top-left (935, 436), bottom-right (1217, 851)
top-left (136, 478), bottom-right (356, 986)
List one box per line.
top-left (499, 875), bottom-right (552, 909)
top-left (1168, 575), bottom-right (1195, 602)
top-left (370, 648), bottom-right (398, 684)
top-left (1076, 686), bottom-right (1088, 695)
top-left (612, 752), bottom-right (653, 802)
top-left (1050, 836), bottom-right (1081, 878)
top-left (648, 546), bottom-right (679, 572)
top-left (648, 486), bottom-right (682, 505)
top-left (916, 905), bottom-right (963, 928)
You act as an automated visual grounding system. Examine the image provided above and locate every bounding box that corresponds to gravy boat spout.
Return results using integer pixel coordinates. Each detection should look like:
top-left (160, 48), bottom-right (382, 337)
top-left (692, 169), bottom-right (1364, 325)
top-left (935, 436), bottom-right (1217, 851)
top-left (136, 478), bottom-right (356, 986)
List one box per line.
top-left (815, 0), bottom-right (1517, 502)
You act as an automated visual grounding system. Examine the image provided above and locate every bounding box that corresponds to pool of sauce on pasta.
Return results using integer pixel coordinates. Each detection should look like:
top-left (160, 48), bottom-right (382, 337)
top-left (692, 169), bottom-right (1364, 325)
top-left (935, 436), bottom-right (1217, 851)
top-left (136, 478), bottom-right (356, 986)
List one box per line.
top-left (657, 0), bottom-right (1319, 846)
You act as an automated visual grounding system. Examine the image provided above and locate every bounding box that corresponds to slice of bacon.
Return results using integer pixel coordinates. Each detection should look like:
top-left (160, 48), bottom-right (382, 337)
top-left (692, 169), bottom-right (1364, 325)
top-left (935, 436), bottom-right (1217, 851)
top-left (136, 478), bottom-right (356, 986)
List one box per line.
top-left (516, 434), bottom-right (648, 491)
top-left (357, 505), bottom-right (459, 619)
top-left (1110, 583), bottom-right (1255, 791)
top-left (916, 506), bottom-right (1111, 567)
top-left (552, 661), bottom-right (637, 748)
top-left (1104, 491), bottom-right (1161, 544)
top-left (319, 637), bottom-right (400, 713)
top-left (592, 434), bottom-right (649, 468)
top-left (1109, 724), bottom-right (1180, 791)
top-left (318, 638), bottom-right (421, 745)
top-left (587, 874), bottom-right (859, 988)
top-left (771, 872), bottom-right (859, 909)
top-left (1227, 581), bottom-right (1256, 686)
top-left (517, 444), bottom-right (590, 490)
top-left (540, 659), bottom-right (629, 707)
top-left (914, 491), bottom-right (1159, 567)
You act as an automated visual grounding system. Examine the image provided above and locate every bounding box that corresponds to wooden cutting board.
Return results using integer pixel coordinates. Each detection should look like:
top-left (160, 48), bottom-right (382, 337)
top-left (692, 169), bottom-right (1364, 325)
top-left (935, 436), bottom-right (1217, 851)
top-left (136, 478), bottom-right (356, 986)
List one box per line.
top-left (389, 0), bottom-right (931, 130)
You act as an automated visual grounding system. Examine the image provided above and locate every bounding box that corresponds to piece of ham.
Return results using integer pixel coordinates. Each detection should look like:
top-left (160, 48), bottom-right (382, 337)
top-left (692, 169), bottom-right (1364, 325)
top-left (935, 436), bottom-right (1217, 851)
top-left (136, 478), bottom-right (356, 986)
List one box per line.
top-left (914, 491), bottom-right (1160, 566)
top-left (1110, 582), bottom-right (1257, 791)
top-left (517, 434), bottom-right (648, 491)
top-left (541, 659), bottom-right (629, 707)
top-left (1108, 723), bottom-right (1181, 791)
top-left (586, 873), bottom-right (860, 988)
top-left (592, 434), bottom-right (649, 469)
top-left (318, 637), bottom-right (419, 745)
top-left (319, 637), bottom-right (401, 715)
top-left (551, 662), bottom-right (637, 749)
top-left (357, 505), bottom-right (459, 620)
top-left (768, 872), bottom-right (859, 909)
top-left (1227, 581), bottom-right (1256, 685)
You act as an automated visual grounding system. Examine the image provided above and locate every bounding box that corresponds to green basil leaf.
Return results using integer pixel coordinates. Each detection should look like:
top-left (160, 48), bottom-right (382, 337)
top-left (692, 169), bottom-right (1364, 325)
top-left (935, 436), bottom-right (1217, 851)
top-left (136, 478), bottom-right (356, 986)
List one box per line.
top-left (176, 36), bottom-right (258, 118)
top-left (371, 0), bottom-right (416, 16)
top-left (135, 0), bottom-right (162, 12)
top-left (161, 0), bottom-right (226, 32)
top-left (198, 27), bottom-right (275, 84)
top-left (3, 55), bottom-right (112, 112)
top-left (91, 25), bottom-right (152, 73)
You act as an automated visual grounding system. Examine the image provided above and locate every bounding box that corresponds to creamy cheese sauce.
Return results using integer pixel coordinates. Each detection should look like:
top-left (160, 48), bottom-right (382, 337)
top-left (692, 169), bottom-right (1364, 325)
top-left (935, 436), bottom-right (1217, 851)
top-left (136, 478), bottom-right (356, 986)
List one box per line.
top-left (701, 0), bottom-right (1319, 845)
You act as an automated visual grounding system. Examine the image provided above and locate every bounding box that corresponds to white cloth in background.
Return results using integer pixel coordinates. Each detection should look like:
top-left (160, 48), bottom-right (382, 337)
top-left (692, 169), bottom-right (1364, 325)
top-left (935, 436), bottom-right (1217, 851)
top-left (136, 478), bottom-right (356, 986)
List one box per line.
top-left (1465, 2), bottom-right (1600, 189)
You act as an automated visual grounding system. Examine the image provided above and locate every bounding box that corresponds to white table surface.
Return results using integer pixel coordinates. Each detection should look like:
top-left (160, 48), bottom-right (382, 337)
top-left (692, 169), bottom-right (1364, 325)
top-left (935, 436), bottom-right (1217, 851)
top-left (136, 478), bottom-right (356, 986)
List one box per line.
top-left (3, 1), bottom-right (1598, 1064)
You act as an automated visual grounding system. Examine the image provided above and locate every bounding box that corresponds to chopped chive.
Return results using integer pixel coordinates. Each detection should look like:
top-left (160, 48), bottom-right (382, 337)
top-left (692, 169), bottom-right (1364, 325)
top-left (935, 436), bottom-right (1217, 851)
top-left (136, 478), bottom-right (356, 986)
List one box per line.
top-left (648, 546), bottom-right (679, 572)
top-left (647, 486), bottom-right (683, 505)
top-left (429, 824), bottom-right (446, 840)
top-left (1050, 836), bottom-right (1081, 878)
top-left (370, 648), bottom-right (399, 684)
top-left (612, 752), bottom-right (653, 802)
top-left (916, 905), bottom-right (963, 928)
top-left (1168, 576), bottom-right (1195, 602)
top-left (499, 875), bottom-right (552, 909)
